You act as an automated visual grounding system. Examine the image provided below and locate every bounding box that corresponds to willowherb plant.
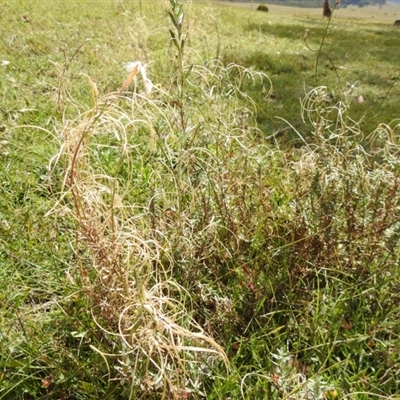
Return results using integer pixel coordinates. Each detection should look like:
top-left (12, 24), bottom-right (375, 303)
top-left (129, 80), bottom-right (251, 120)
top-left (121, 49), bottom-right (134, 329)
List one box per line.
top-left (289, 86), bottom-right (400, 282)
top-left (239, 347), bottom-right (338, 400)
top-left (48, 45), bottom-right (276, 396)
top-left (168, 0), bottom-right (185, 59)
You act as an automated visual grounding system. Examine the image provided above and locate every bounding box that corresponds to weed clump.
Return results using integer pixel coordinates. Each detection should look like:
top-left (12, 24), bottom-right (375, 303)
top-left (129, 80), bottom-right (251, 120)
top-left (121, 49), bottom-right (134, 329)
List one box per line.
top-left (2, 0), bottom-right (400, 398)
top-left (44, 6), bottom-right (400, 398)
top-left (47, 0), bottom-right (274, 395)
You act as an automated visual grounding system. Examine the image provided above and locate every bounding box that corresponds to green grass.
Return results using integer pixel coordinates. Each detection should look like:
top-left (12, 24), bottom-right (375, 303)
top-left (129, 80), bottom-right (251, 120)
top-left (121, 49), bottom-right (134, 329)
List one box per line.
top-left (210, 3), bottom-right (400, 140)
top-left (1, 0), bottom-right (400, 398)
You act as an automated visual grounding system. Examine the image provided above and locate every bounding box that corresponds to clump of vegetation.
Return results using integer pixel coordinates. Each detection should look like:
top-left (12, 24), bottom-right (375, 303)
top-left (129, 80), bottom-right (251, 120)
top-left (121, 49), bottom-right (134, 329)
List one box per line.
top-left (1, 0), bottom-right (400, 398)
top-left (257, 4), bottom-right (269, 12)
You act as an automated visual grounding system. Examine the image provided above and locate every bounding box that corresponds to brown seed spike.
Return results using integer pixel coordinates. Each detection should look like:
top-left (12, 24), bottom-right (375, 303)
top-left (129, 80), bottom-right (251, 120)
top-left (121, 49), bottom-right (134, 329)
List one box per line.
top-left (323, 0), bottom-right (332, 18)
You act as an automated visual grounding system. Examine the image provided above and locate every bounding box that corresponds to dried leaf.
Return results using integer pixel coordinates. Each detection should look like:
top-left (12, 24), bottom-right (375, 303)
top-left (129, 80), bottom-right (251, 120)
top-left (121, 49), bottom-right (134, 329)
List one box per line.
top-left (41, 379), bottom-right (51, 389)
top-left (83, 74), bottom-right (98, 106)
top-left (119, 63), bottom-right (139, 94)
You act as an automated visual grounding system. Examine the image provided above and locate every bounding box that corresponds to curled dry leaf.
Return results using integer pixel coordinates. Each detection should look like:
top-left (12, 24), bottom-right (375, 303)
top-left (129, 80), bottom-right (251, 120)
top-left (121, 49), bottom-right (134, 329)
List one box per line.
top-left (119, 63), bottom-right (139, 94)
top-left (41, 379), bottom-right (51, 389)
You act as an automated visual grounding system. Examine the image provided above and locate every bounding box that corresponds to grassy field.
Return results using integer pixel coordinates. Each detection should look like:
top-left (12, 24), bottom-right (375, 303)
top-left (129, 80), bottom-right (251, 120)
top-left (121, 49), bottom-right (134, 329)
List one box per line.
top-left (1, 0), bottom-right (400, 399)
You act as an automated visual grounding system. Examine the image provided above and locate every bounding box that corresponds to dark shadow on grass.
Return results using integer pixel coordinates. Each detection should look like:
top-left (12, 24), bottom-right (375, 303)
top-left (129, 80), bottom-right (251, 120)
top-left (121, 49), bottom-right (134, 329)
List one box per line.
top-left (223, 50), bottom-right (313, 75)
top-left (245, 22), bottom-right (328, 41)
top-left (221, 49), bottom-right (314, 142)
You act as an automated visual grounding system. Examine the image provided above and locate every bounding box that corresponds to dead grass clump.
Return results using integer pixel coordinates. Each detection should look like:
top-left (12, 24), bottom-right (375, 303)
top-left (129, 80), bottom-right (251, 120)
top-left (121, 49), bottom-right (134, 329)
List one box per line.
top-left (49, 90), bottom-right (232, 397)
top-left (48, 56), bottom-right (275, 396)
